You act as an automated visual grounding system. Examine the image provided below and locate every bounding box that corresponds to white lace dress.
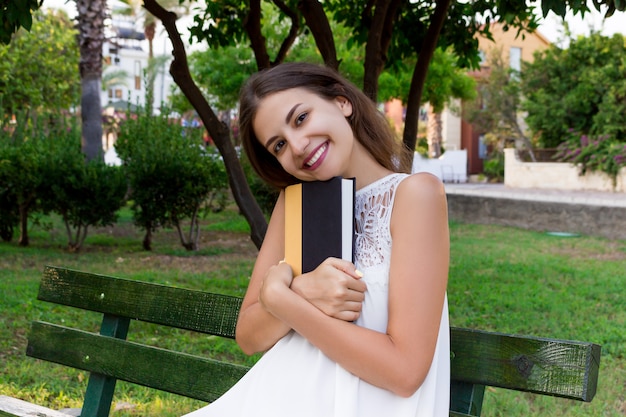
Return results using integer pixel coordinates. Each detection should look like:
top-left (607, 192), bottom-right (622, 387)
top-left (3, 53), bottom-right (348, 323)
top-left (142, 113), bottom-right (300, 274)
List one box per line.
top-left (183, 173), bottom-right (450, 417)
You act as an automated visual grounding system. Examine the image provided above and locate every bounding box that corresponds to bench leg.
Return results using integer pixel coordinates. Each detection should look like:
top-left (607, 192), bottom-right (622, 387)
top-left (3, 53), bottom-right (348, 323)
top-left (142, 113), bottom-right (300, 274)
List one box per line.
top-left (81, 314), bottom-right (130, 417)
top-left (450, 381), bottom-right (485, 416)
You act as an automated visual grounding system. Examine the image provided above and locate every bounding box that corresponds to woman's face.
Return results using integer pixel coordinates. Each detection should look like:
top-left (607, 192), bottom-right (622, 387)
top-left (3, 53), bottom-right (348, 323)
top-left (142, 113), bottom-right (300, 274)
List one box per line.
top-left (252, 87), bottom-right (356, 182)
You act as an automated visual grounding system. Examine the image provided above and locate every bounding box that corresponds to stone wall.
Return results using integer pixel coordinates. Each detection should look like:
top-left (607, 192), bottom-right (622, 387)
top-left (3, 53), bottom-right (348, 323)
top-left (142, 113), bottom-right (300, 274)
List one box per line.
top-left (446, 194), bottom-right (626, 240)
top-left (504, 148), bottom-right (626, 192)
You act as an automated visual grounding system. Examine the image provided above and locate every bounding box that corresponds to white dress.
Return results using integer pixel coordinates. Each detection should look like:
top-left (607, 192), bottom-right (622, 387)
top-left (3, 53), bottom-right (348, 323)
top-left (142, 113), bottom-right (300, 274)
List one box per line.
top-left (184, 173), bottom-right (450, 417)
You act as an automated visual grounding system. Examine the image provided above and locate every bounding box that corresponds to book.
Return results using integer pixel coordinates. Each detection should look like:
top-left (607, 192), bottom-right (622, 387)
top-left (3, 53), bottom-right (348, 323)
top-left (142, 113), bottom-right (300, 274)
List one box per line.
top-left (284, 176), bottom-right (356, 276)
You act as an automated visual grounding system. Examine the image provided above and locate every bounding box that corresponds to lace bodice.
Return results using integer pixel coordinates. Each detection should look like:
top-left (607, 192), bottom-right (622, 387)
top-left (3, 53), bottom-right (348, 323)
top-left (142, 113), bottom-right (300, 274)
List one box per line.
top-left (354, 173), bottom-right (408, 270)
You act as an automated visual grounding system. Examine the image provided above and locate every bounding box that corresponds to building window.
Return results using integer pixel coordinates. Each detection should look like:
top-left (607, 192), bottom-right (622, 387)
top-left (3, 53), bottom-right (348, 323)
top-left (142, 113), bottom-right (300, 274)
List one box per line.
top-left (509, 47), bottom-right (521, 72)
top-left (134, 60), bottom-right (141, 90)
top-left (108, 89), bottom-right (124, 99)
top-left (478, 49), bottom-right (486, 66)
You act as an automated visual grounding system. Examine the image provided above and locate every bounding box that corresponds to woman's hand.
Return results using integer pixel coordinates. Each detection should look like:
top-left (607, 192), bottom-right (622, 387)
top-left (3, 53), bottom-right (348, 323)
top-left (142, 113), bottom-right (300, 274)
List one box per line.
top-left (290, 258), bottom-right (367, 322)
top-left (258, 261), bottom-right (294, 313)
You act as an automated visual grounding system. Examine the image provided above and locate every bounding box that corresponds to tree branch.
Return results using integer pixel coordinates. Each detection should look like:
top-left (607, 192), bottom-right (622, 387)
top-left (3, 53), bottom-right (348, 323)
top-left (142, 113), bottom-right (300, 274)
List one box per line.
top-left (298, 0), bottom-right (339, 69)
top-left (362, 0), bottom-right (392, 100)
top-left (401, 0), bottom-right (451, 171)
top-left (271, 0), bottom-right (300, 65)
top-left (244, 0), bottom-right (271, 70)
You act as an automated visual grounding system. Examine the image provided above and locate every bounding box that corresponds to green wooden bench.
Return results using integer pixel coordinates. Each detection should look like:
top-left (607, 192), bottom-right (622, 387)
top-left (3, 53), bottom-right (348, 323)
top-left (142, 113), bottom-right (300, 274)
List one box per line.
top-left (0, 266), bottom-right (601, 417)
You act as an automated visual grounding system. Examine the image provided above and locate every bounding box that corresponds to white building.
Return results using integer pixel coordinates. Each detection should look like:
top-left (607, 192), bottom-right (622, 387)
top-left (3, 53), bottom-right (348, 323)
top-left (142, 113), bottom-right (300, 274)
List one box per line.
top-left (102, 14), bottom-right (175, 113)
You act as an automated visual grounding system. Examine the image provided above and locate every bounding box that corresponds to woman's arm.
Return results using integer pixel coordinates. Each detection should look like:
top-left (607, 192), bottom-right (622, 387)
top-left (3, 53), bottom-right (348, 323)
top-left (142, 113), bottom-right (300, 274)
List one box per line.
top-left (235, 192), bottom-right (291, 354)
top-left (259, 173), bottom-right (449, 396)
top-left (235, 191), bottom-right (367, 354)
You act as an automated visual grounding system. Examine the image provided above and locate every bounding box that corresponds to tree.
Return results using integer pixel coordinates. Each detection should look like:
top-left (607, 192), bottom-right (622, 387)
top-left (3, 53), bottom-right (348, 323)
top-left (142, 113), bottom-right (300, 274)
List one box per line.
top-left (521, 32), bottom-right (626, 148)
top-left (0, 9), bottom-right (79, 112)
top-left (144, 0), bottom-right (268, 249)
top-left (422, 48), bottom-right (476, 158)
top-left (3, 0), bottom-right (625, 248)
top-left (466, 47), bottom-right (536, 161)
top-left (145, 0), bottom-right (623, 248)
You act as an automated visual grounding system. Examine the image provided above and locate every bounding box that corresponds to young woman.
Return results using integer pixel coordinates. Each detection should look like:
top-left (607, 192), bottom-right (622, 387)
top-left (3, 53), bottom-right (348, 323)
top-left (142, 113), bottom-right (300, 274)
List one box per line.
top-left (184, 62), bottom-right (450, 417)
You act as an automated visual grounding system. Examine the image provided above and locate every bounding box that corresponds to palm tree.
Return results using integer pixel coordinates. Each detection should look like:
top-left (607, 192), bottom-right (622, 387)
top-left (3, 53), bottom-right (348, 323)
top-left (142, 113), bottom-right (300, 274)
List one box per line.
top-left (120, 0), bottom-right (188, 59)
top-left (76, 0), bottom-right (107, 161)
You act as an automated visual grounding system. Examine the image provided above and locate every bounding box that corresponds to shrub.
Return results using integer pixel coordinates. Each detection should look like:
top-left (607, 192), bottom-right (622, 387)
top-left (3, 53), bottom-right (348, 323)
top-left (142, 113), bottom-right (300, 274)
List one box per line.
top-left (116, 109), bottom-right (229, 251)
top-left (40, 155), bottom-right (127, 252)
top-left (0, 156), bottom-right (18, 242)
top-left (0, 111), bottom-right (49, 246)
top-left (554, 130), bottom-right (626, 188)
top-left (483, 152), bottom-right (505, 183)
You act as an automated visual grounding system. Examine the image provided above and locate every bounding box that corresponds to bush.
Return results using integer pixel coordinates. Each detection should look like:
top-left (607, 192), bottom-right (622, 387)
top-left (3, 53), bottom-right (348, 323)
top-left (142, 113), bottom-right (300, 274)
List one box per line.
top-left (483, 151), bottom-right (505, 182)
top-left (41, 155), bottom-right (127, 252)
top-left (0, 111), bottom-right (49, 246)
top-left (0, 162), bottom-right (18, 242)
top-left (116, 109), bottom-right (229, 251)
top-left (554, 130), bottom-right (626, 188)
top-left (0, 112), bottom-right (128, 250)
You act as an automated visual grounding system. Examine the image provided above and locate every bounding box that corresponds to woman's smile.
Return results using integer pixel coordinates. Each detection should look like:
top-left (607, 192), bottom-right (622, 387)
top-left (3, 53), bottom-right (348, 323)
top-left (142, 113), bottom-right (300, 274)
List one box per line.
top-left (304, 141), bottom-right (329, 169)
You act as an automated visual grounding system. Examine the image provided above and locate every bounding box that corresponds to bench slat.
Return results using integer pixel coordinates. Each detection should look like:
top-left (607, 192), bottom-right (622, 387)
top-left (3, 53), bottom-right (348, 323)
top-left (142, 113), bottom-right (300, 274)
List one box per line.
top-left (450, 327), bottom-right (600, 401)
top-left (40, 266), bottom-right (242, 338)
top-left (0, 396), bottom-right (71, 417)
top-left (26, 322), bottom-right (249, 403)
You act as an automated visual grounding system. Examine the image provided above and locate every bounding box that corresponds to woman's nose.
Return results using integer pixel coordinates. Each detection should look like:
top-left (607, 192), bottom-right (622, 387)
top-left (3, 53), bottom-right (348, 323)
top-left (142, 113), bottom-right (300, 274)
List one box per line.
top-left (290, 135), bottom-right (309, 156)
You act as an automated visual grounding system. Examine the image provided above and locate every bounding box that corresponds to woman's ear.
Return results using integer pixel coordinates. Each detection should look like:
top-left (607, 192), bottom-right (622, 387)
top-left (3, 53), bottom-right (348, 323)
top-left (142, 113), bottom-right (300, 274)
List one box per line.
top-left (335, 96), bottom-right (353, 117)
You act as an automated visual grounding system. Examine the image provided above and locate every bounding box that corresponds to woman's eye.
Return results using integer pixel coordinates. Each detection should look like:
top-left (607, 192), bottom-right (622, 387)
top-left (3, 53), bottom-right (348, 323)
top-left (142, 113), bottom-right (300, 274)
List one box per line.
top-left (273, 139), bottom-right (286, 154)
top-left (295, 112), bottom-right (308, 126)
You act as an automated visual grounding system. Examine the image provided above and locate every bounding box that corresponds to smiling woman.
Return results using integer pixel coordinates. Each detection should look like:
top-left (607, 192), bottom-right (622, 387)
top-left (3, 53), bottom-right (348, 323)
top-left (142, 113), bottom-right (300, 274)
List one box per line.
top-left (181, 62), bottom-right (451, 417)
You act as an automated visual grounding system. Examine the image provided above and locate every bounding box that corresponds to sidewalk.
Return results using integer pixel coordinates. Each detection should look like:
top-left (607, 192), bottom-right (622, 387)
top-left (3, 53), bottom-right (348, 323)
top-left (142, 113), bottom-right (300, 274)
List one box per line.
top-left (444, 183), bottom-right (626, 208)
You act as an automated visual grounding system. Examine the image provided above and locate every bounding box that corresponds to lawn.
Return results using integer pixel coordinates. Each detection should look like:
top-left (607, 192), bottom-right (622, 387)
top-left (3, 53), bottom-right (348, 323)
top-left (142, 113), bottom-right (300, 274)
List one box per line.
top-left (1, 204), bottom-right (624, 416)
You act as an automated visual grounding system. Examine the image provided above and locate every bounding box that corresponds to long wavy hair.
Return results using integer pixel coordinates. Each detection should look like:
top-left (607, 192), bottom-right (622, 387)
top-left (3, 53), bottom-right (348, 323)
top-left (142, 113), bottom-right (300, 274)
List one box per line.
top-left (239, 62), bottom-right (404, 189)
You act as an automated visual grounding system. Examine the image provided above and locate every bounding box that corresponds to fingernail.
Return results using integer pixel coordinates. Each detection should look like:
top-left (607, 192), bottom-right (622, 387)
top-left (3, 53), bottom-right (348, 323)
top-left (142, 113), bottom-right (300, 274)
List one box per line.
top-left (355, 269), bottom-right (364, 277)
top-left (278, 259), bottom-right (287, 264)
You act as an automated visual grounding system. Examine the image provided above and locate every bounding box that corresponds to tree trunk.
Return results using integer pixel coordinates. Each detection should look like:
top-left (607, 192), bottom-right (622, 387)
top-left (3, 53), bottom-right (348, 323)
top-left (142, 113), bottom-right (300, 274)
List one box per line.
top-left (80, 75), bottom-right (103, 161)
top-left (427, 105), bottom-right (443, 158)
top-left (362, 0), bottom-right (402, 101)
top-left (77, 0), bottom-right (105, 162)
top-left (17, 203), bottom-right (29, 247)
top-left (401, 0), bottom-right (451, 172)
top-left (243, 0), bottom-right (271, 70)
top-left (143, 0), bottom-right (268, 250)
top-left (298, 0), bottom-right (339, 70)
top-left (145, 21), bottom-right (156, 59)
top-left (143, 225), bottom-right (153, 251)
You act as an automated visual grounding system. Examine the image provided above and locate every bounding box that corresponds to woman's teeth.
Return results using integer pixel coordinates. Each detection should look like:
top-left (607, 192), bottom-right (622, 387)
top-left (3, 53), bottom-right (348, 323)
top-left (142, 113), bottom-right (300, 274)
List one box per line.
top-left (306, 144), bottom-right (327, 167)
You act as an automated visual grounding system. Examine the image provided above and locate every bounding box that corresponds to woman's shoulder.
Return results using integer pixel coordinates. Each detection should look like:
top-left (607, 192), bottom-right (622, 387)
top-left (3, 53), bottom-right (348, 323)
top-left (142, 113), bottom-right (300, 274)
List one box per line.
top-left (396, 172), bottom-right (446, 201)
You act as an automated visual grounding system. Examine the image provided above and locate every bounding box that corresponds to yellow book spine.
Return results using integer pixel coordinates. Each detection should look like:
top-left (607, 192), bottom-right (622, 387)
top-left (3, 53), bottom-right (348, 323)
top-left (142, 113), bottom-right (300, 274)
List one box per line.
top-left (284, 184), bottom-right (303, 276)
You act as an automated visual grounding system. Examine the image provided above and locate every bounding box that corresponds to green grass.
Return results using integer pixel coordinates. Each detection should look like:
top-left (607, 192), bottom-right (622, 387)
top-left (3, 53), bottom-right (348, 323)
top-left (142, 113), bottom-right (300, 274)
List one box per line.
top-left (1, 209), bottom-right (624, 416)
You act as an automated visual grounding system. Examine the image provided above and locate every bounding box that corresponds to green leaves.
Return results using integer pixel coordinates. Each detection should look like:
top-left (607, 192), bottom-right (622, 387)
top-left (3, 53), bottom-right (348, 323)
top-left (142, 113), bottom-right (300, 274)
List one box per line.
top-left (0, 0), bottom-right (41, 44)
top-left (554, 131), bottom-right (626, 187)
top-left (116, 110), bottom-right (229, 251)
top-left (0, 9), bottom-right (80, 112)
top-left (521, 33), bottom-right (626, 148)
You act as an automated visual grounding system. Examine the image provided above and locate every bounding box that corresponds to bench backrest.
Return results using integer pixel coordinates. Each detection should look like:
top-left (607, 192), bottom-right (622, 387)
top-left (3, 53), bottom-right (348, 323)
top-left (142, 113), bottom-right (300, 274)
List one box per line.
top-left (27, 266), bottom-right (600, 417)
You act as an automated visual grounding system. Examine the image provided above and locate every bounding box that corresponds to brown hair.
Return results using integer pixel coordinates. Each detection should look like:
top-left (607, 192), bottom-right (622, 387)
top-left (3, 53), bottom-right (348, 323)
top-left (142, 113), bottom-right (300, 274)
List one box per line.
top-left (239, 62), bottom-right (404, 189)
